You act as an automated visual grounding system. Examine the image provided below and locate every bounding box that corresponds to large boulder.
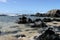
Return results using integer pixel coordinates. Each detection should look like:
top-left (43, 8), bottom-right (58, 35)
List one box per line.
top-left (35, 28), bottom-right (60, 40)
top-left (18, 16), bottom-right (27, 24)
top-left (31, 21), bottom-right (47, 28)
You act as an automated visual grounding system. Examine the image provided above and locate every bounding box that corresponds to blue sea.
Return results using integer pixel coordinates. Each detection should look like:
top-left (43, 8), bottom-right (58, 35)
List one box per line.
top-left (0, 16), bottom-right (20, 22)
top-left (0, 16), bottom-right (50, 22)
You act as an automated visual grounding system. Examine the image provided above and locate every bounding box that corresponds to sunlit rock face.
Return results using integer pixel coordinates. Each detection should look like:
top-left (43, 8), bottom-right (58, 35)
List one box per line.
top-left (47, 9), bottom-right (60, 17)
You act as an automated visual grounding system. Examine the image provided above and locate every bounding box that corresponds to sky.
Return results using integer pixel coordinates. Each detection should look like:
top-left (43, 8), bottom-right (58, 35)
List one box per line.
top-left (0, 0), bottom-right (60, 14)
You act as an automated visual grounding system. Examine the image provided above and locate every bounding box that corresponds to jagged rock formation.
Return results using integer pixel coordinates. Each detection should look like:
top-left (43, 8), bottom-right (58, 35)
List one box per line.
top-left (35, 28), bottom-right (60, 40)
top-left (47, 9), bottom-right (60, 17)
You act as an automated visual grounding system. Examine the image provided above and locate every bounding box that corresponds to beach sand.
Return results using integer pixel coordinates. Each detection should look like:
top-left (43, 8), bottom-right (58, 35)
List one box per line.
top-left (46, 21), bottom-right (60, 26)
top-left (0, 21), bottom-right (60, 40)
top-left (0, 22), bottom-right (39, 40)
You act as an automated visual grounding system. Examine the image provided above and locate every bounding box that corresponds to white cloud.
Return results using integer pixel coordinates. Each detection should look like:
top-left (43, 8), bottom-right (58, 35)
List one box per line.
top-left (0, 0), bottom-right (7, 2)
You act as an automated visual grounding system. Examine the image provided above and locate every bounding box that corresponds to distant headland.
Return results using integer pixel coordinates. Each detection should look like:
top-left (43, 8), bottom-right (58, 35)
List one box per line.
top-left (30, 9), bottom-right (60, 17)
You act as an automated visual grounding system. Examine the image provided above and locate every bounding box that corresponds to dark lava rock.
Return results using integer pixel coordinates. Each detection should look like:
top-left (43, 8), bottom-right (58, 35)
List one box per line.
top-left (35, 27), bottom-right (60, 40)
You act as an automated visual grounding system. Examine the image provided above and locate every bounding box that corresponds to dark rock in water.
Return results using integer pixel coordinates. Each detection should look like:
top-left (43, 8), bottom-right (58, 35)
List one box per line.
top-left (27, 18), bottom-right (33, 23)
top-left (31, 21), bottom-right (47, 28)
top-left (35, 19), bottom-right (41, 22)
top-left (35, 27), bottom-right (60, 40)
top-left (17, 16), bottom-right (27, 24)
top-left (44, 28), bottom-right (55, 35)
top-left (14, 34), bottom-right (26, 38)
top-left (43, 18), bottom-right (52, 22)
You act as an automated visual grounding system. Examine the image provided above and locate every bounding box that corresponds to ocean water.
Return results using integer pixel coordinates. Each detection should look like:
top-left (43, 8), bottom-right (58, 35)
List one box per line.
top-left (26, 16), bottom-right (51, 21)
top-left (0, 16), bottom-right (50, 22)
top-left (0, 16), bottom-right (20, 22)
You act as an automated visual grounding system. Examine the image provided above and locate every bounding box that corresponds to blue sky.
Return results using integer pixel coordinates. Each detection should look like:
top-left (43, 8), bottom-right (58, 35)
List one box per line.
top-left (0, 0), bottom-right (60, 14)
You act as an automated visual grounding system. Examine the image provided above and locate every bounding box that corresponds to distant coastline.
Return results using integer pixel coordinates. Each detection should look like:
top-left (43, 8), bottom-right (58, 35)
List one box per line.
top-left (0, 14), bottom-right (8, 16)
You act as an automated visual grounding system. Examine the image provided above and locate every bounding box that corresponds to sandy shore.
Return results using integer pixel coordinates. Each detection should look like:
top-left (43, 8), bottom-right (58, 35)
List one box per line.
top-left (46, 21), bottom-right (60, 26)
top-left (0, 22), bottom-right (39, 40)
top-left (0, 21), bottom-right (60, 40)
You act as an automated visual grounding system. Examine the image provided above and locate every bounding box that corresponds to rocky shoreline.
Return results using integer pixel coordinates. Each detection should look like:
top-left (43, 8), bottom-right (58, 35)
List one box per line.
top-left (0, 21), bottom-right (60, 40)
top-left (0, 13), bottom-right (60, 40)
